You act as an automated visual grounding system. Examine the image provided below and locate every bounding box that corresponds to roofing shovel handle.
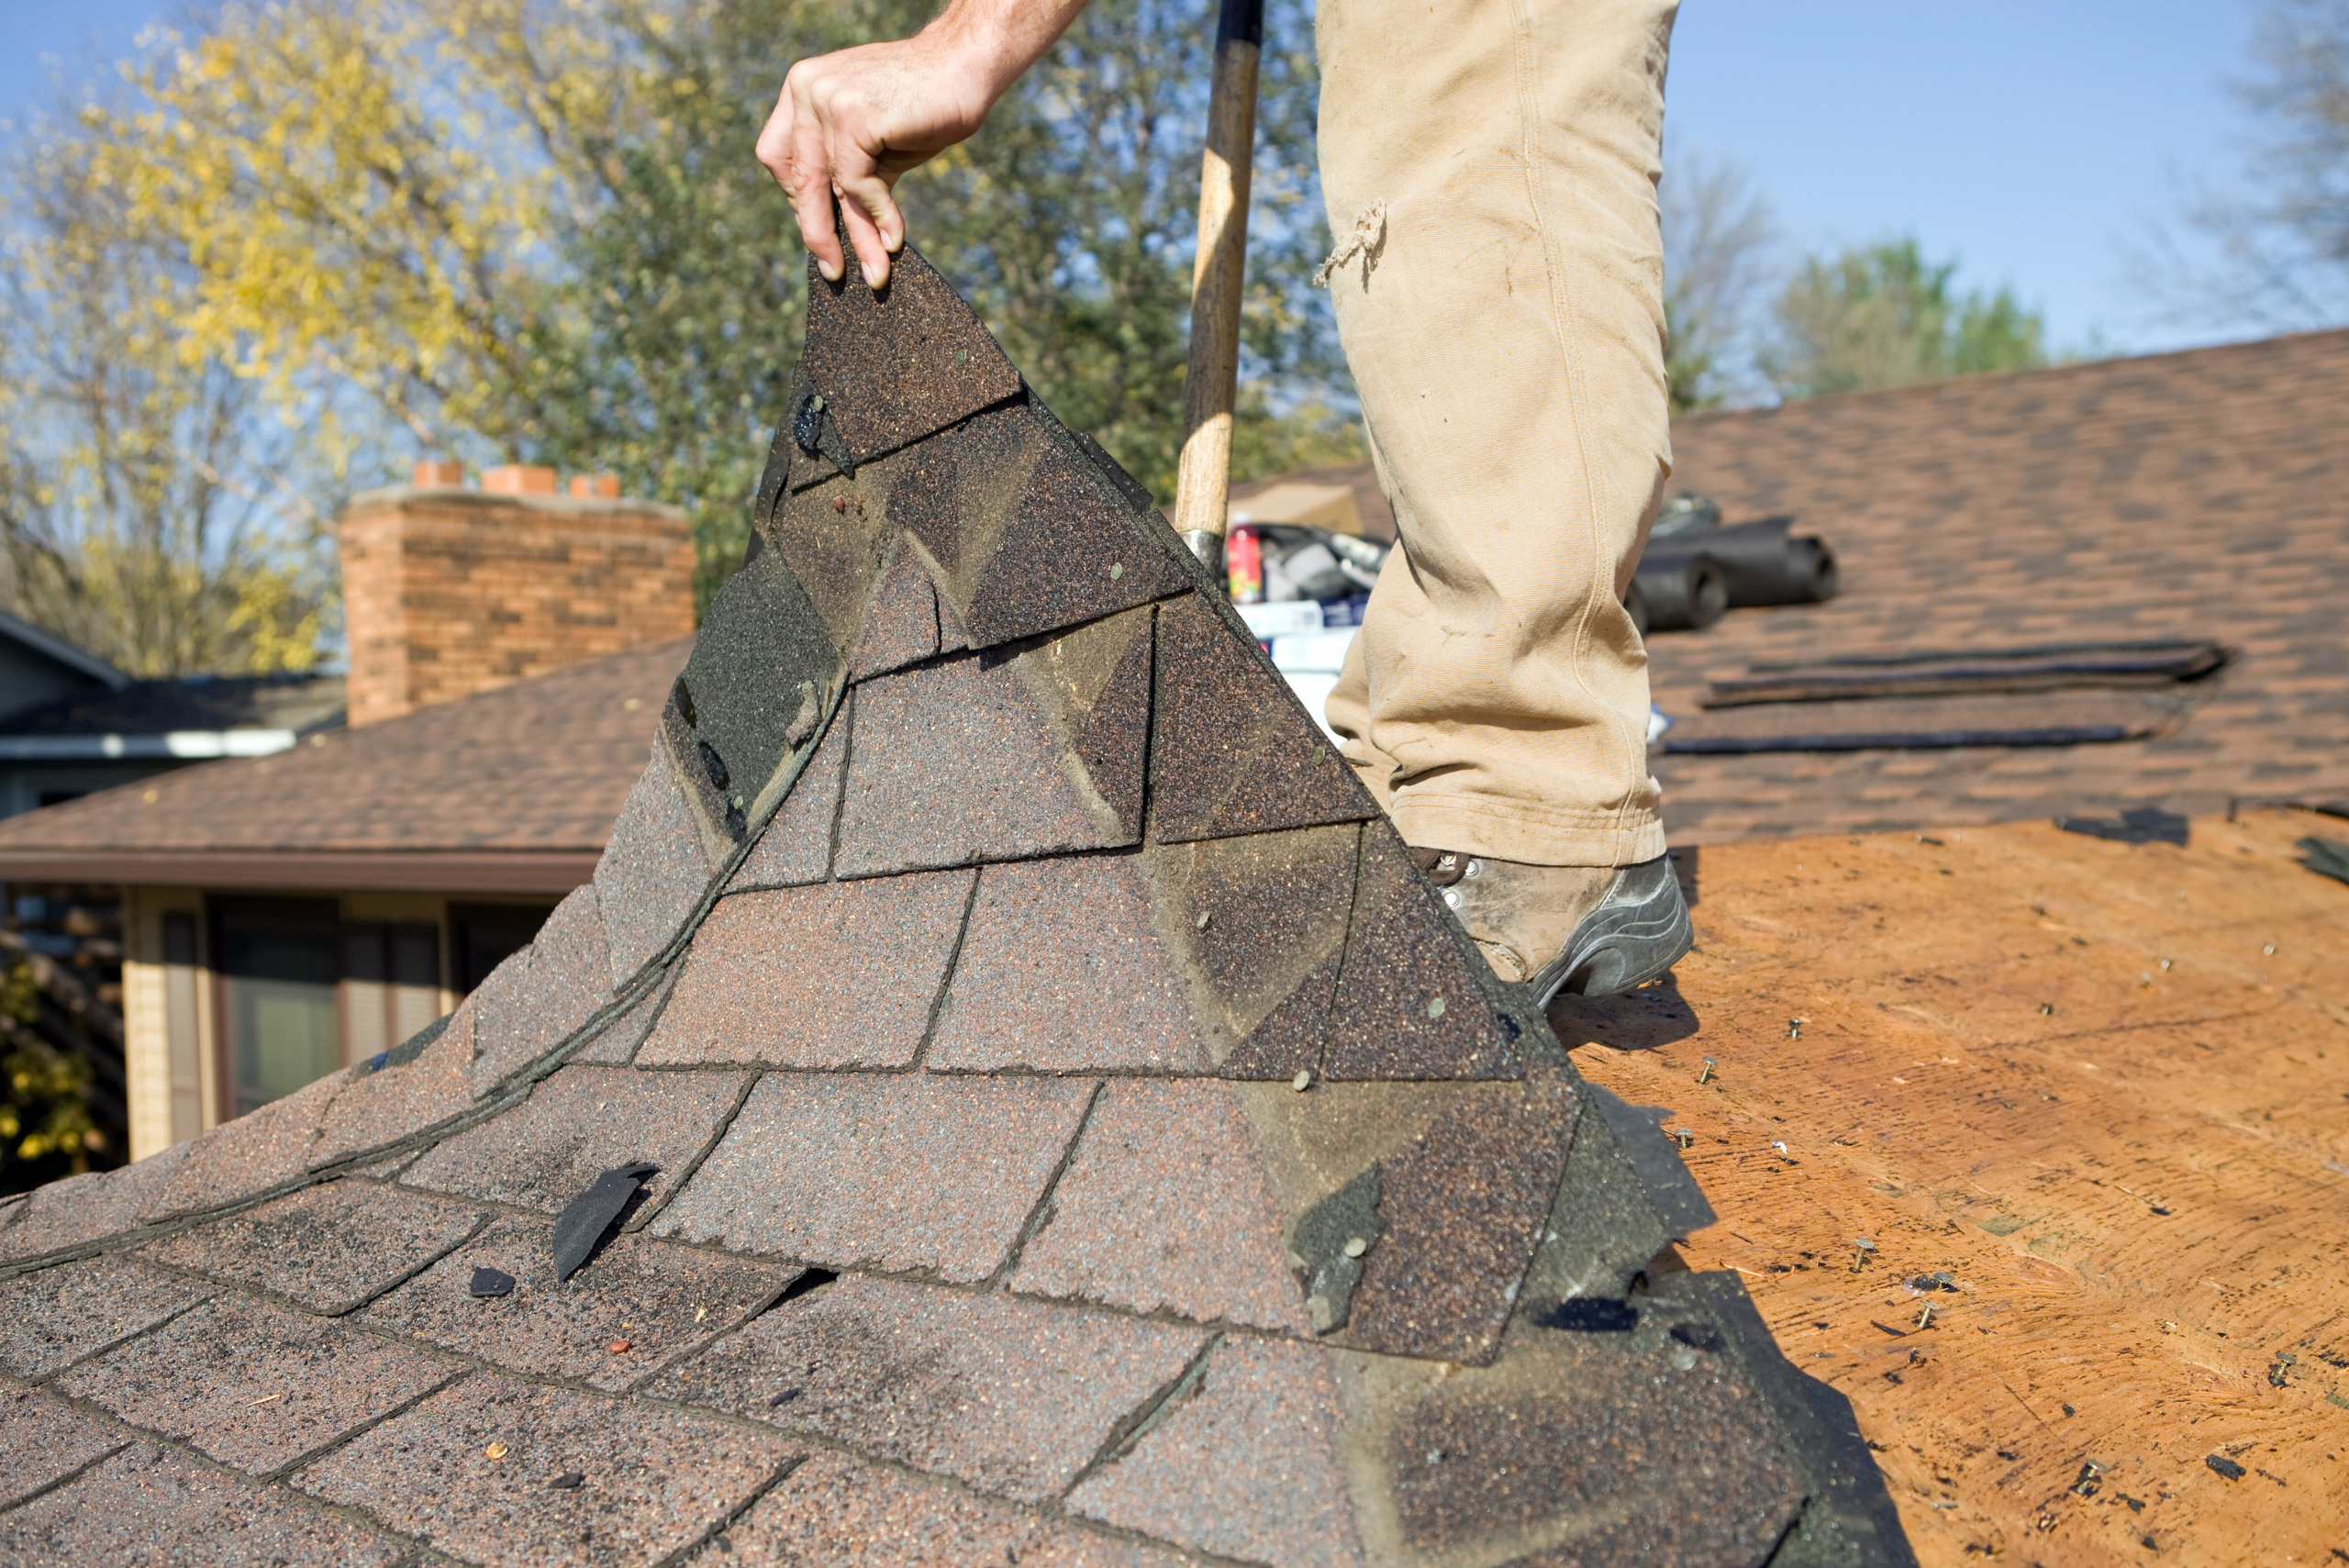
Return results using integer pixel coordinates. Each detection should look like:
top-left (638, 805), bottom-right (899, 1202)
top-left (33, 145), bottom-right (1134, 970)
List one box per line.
top-left (1172, 0), bottom-right (1265, 588)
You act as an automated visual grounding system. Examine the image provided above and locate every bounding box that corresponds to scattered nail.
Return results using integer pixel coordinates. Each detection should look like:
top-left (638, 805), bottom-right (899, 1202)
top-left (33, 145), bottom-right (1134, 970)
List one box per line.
top-left (1291, 1068), bottom-right (1313, 1092)
top-left (469, 1267), bottom-right (516, 1299)
top-left (248, 1394), bottom-right (280, 1407)
top-left (1851, 1238), bottom-right (1876, 1273)
top-left (1671, 1128), bottom-right (1696, 1150)
top-left (2263, 942), bottom-right (2277, 955)
top-left (607, 1340), bottom-right (631, 1354)
top-left (1787, 1018), bottom-right (1803, 1040)
top-left (2038, 1003), bottom-right (2054, 1015)
top-left (694, 1304), bottom-right (708, 1324)
top-left (1771, 1140), bottom-right (1790, 1158)
top-left (2159, 958), bottom-right (2173, 971)
top-left (1698, 1057), bottom-right (1716, 1084)
top-left (485, 1443), bottom-right (509, 1461)
top-left (549, 1472), bottom-right (584, 1491)
top-left (1917, 1304), bottom-right (1935, 1329)
top-left (1343, 1236), bottom-right (1368, 1259)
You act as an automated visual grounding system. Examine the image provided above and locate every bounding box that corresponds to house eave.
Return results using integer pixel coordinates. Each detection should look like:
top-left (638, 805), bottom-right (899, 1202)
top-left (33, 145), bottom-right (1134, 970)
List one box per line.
top-left (0, 848), bottom-right (598, 895)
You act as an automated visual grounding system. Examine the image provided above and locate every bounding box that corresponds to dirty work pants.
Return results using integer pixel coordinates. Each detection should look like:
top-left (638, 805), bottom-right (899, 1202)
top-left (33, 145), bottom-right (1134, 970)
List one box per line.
top-left (1319, 0), bottom-right (1675, 867)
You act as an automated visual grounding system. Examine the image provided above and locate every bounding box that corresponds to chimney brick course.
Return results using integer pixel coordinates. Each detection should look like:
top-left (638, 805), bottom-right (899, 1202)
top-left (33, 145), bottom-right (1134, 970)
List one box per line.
top-left (340, 484), bottom-right (696, 727)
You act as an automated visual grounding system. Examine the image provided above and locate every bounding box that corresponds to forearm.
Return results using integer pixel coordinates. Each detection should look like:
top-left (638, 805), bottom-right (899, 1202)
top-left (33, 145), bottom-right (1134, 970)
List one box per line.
top-left (763, 0), bottom-right (1094, 286)
top-left (917, 0), bottom-right (1096, 108)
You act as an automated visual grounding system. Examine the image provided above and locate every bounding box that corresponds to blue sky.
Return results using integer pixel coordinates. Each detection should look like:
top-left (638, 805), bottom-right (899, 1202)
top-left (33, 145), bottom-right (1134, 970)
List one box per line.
top-left (1, 0), bottom-right (2270, 356)
top-left (1666, 2), bottom-right (2259, 355)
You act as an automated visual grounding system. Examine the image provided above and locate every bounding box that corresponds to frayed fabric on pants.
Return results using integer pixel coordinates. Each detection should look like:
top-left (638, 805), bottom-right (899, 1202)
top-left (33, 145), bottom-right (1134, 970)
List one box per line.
top-left (1318, 0), bottom-right (1676, 868)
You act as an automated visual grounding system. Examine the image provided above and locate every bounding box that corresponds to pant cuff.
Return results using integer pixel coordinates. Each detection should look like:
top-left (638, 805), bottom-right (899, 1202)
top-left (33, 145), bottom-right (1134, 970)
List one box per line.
top-left (1388, 800), bottom-right (1667, 868)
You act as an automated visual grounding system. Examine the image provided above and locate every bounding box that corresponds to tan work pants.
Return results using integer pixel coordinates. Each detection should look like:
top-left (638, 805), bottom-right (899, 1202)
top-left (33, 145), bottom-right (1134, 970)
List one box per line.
top-left (1319, 0), bottom-right (1675, 868)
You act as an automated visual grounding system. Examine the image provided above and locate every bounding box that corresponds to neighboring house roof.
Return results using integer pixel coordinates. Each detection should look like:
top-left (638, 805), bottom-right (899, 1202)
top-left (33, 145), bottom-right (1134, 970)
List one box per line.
top-left (1231, 460), bottom-right (1397, 541)
top-left (0, 248), bottom-right (1908, 1567)
top-left (0, 607), bottom-right (127, 692)
top-left (0, 673), bottom-right (347, 762)
top-left (1243, 329), bottom-right (2349, 843)
top-left (1649, 328), bottom-right (2349, 841)
top-left (0, 640), bottom-right (688, 894)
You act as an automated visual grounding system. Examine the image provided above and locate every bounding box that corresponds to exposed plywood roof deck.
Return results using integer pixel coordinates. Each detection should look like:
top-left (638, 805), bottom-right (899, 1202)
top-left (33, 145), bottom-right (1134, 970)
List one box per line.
top-left (1559, 806), bottom-right (2349, 1565)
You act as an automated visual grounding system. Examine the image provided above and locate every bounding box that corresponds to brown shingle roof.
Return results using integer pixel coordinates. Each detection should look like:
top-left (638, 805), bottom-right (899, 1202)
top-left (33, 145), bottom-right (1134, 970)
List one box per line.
top-left (0, 639), bottom-right (688, 893)
top-left (0, 247), bottom-right (1911, 1567)
top-left (1655, 330), bottom-right (2349, 840)
top-left (1252, 330), bottom-right (2349, 843)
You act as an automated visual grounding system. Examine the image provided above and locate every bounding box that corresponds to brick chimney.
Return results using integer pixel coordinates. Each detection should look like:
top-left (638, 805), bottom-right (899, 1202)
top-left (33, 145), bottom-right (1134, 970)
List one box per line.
top-left (340, 465), bottom-right (697, 727)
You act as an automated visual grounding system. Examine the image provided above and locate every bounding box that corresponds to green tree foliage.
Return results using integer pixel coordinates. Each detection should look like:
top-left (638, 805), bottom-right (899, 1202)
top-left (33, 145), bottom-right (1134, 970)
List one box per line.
top-left (28, 0), bottom-right (1353, 604)
top-left (528, 0), bottom-right (1352, 586)
top-left (0, 940), bottom-right (117, 1193)
top-left (1765, 239), bottom-right (2047, 400)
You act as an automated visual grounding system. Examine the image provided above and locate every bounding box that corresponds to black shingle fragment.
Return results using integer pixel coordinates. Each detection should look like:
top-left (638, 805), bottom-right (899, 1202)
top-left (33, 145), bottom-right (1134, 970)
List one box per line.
top-left (468, 1267), bottom-right (515, 1299)
top-left (2056, 805), bottom-right (2190, 845)
top-left (2205, 1453), bottom-right (2245, 1479)
top-left (551, 1162), bottom-right (661, 1283)
top-left (549, 1472), bottom-right (584, 1491)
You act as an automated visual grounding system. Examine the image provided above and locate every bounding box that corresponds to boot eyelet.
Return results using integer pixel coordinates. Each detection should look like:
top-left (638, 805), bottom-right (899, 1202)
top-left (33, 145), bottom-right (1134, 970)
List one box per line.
top-left (1464, 859), bottom-right (1483, 878)
top-left (1442, 889), bottom-right (1461, 908)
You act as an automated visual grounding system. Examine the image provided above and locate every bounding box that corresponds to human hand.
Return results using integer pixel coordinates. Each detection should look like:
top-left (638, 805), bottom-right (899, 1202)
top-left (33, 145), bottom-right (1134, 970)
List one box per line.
top-left (758, 0), bottom-right (1093, 289)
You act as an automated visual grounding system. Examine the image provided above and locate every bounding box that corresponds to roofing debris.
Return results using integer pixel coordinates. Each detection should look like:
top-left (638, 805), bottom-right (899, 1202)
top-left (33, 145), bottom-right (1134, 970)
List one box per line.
top-left (2298, 835), bottom-right (2349, 885)
top-left (0, 239), bottom-right (1913, 1566)
top-left (1631, 508), bottom-right (1841, 637)
top-left (2056, 806), bottom-right (2193, 846)
top-left (1664, 641), bottom-right (2228, 757)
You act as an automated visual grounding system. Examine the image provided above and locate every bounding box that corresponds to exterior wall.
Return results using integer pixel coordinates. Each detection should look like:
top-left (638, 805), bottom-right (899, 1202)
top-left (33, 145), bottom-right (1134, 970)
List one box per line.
top-left (120, 886), bottom-right (562, 1156)
top-left (122, 885), bottom-right (209, 1161)
top-left (340, 484), bottom-right (696, 727)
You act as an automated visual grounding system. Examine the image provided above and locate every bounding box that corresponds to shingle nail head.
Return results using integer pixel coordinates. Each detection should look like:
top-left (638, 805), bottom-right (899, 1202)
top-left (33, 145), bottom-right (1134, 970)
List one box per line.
top-left (1426, 995), bottom-right (1446, 1019)
top-left (1343, 1237), bottom-right (1368, 1259)
top-left (485, 1443), bottom-right (508, 1461)
top-left (1291, 1068), bottom-right (1312, 1092)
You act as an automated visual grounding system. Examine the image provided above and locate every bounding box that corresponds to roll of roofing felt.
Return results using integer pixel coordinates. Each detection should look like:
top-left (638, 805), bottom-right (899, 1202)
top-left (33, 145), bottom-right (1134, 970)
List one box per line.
top-left (1695, 519), bottom-right (1840, 606)
top-left (1627, 551), bottom-right (1728, 634)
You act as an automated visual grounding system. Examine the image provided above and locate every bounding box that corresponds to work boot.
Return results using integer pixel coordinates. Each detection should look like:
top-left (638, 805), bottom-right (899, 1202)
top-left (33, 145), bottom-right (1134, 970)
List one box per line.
top-left (1414, 849), bottom-right (1692, 1002)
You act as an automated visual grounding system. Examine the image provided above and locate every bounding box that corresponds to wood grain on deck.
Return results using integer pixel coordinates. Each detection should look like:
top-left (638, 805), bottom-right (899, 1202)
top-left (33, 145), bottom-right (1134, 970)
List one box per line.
top-left (1558, 808), bottom-right (2349, 1567)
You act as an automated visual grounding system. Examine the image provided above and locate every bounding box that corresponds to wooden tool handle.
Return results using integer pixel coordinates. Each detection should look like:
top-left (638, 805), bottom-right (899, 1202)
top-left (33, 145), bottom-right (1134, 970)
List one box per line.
top-left (1172, 0), bottom-right (1264, 579)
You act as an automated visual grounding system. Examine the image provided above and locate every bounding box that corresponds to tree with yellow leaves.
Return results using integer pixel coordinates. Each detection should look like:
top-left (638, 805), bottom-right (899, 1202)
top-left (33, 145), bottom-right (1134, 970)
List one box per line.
top-left (32, 0), bottom-right (1356, 607)
top-left (0, 106), bottom-right (329, 676)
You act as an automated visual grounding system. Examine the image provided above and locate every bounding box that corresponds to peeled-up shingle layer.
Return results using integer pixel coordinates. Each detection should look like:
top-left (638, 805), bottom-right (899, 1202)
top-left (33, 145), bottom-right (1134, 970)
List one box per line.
top-left (0, 248), bottom-right (1914, 1568)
